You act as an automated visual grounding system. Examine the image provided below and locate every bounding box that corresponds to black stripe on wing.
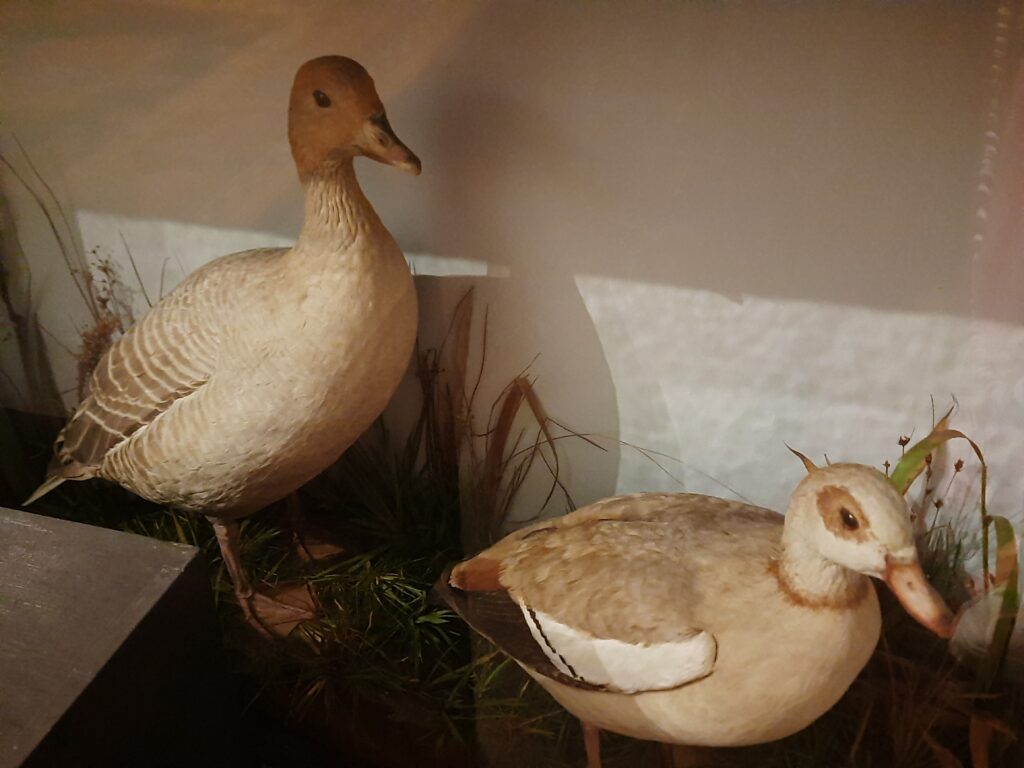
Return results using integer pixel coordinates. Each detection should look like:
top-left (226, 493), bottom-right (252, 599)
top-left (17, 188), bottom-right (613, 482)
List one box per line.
top-left (434, 567), bottom-right (605, 692)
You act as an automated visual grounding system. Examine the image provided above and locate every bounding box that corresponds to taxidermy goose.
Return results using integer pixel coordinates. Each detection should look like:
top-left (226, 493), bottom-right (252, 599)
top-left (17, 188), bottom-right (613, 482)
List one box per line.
top-left (438, 459), bottom-right (957, 767)
top-left (26, 56), bottom-right (421, 637)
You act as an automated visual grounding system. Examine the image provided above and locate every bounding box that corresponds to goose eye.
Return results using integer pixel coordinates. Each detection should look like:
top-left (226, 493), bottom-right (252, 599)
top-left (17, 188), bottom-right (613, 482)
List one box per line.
top-left (840, 508), bottom-right (859, 531)
top-left (313, 90), bottom-right (331, 108)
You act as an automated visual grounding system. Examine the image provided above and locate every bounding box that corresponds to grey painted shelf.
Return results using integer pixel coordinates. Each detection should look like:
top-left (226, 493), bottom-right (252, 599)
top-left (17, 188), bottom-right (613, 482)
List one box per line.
top-left (0, 507), bottom-right (242, 767)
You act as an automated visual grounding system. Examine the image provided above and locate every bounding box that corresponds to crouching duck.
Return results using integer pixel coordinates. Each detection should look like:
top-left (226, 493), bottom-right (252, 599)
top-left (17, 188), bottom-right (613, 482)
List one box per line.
top-left (27, 56), bottom-right (420, 637)
top-left (438, 459), bottom-right (956, 766)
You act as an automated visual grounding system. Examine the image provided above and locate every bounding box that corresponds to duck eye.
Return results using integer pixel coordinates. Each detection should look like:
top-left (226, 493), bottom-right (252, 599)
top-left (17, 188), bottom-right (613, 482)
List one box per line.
top-left (839, 508), bottom-right (859, 531)
top-left (313, 90), bottom-right (331, 108)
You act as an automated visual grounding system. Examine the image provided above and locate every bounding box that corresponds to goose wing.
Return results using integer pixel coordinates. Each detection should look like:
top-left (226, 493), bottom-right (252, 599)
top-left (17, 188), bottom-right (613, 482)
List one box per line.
top-left (34, 248), bottom-right (285, 493)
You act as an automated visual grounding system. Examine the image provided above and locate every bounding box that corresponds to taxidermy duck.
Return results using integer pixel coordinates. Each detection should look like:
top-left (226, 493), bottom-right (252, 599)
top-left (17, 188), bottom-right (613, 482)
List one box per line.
top-left (438, 458), bottom-right (957, 767)
top-left (26, 56), bottom-right (421, 637)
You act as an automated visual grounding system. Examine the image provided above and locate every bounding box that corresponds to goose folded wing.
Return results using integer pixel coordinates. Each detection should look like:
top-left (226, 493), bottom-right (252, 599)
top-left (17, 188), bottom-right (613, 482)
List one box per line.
top-left (56, 248), bottom-right (283, 472)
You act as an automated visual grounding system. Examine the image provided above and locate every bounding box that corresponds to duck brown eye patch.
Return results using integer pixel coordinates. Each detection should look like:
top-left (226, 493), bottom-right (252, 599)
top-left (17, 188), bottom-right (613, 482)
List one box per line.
top-left (313, 90), bottom-right (331, 107)
top-left (816, 485), bottom-right (870, 540)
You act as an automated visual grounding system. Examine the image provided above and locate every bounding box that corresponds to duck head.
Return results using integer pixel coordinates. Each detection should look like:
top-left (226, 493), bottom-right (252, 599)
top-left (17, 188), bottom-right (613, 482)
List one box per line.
top-left (288, 55), bottom-right (421, 181)
top-left (785, 462), bottom-right (956, 638)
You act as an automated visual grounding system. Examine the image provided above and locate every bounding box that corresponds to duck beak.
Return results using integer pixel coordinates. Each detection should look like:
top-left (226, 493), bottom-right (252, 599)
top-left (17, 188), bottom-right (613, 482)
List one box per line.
top-left (883, 554), bottom-right (957, 638)
top-left (362, 113), bottom-right (421, 175)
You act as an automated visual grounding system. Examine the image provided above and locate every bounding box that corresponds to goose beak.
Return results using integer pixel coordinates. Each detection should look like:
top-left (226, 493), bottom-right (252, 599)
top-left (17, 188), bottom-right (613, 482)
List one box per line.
top-left (362, 113), bottom-right (421, 175)
top-left (884, 554), bottom-right (957, 638)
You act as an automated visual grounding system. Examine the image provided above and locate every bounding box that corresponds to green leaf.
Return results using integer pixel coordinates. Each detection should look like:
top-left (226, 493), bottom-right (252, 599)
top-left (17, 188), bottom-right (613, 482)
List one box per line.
top-left (415, 610), bottom-right (452, 626)
top-left (976, 515), bottom-right (1021, 691)
top-left (888, 414), bottom-right (993, 580)
top-left (889, 427), bottom-right (985, 495)
top-left (888, 407), bottom-right (954, 494)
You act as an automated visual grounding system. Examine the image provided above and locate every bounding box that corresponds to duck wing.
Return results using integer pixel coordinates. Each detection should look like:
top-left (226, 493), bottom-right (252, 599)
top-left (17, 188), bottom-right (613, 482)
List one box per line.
top-left (440, 494), bottom-right (779, 694)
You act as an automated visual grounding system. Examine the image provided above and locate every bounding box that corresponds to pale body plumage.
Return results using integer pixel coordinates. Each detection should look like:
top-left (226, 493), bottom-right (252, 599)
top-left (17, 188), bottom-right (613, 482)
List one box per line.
top-left (30, 55), bottom-right (423, 636)
top-left (442, 463), bottom-right (955, 763)
top-left (510, 495), bottom-right (880, 745)
top-left (66, 165), bottom-right (416, 518)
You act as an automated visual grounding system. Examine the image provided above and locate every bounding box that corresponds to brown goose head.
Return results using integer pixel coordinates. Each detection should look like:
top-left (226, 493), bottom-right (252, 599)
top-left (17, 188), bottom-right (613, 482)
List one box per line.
top-left (288, 55), bottom-right (420, 181)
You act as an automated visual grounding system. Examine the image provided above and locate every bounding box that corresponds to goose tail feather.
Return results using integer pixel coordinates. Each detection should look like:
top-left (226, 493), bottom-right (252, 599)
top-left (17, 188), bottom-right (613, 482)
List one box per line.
top-left (24, 474), bottom-right (68, 506)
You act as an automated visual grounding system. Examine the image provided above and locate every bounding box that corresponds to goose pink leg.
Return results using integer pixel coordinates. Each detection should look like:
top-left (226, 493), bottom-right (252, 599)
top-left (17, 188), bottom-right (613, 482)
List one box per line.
top-left (209, 517), bottom-right (315, 638)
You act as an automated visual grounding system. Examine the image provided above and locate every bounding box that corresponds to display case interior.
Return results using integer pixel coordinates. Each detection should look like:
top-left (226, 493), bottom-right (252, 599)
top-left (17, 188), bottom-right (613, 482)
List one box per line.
top-left (1, 2), bottom-right (1023, 767)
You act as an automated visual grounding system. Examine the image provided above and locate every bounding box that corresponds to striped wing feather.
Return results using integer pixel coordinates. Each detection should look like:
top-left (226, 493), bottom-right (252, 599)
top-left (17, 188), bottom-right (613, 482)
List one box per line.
top-left (53, 248), bottom-right (283, 477)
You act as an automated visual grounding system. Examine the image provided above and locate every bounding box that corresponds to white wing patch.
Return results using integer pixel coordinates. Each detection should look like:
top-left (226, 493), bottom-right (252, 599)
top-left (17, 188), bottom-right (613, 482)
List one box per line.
top-left (520, 603), bottom-right (717, 694)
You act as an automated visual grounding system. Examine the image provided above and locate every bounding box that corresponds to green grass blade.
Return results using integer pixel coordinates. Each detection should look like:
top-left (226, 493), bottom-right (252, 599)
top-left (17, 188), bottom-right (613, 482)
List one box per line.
top-left (888, 423), bottom-right (990, 580)
top-left (976, 515), bottom-right (1021, 691)
top-left (888, 406), bottom-right (953, 494)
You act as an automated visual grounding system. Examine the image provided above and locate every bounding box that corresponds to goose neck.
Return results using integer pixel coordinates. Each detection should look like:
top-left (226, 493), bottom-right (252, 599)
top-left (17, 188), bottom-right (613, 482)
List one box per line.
top-left (296, 159), bottom-right (382, 251)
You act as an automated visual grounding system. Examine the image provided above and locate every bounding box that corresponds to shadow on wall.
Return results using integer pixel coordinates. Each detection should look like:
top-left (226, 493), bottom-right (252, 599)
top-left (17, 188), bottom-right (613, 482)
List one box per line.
top-left (422, 84), bottom-right (624, 517)
top-left (403, 0), bottom-right (991, 315)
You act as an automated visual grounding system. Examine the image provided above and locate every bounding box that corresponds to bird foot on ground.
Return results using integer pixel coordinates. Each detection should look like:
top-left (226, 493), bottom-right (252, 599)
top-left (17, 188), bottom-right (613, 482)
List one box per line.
top-left (247, 583), bottom-right (318, 638)
top-left (292, 533), bottom-right (346, 562)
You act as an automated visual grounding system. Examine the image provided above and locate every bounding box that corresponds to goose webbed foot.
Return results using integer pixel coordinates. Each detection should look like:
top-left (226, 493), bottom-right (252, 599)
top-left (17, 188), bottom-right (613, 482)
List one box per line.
top-left (210, 516), bottom-right (318, 639)
top-left (241, 583), bottom-right (317, 639)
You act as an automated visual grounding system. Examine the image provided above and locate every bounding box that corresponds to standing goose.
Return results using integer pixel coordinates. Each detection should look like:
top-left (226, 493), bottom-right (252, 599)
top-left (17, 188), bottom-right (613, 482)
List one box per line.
top-left (27, 56), bottom-right (421, 637)
top-left (438, 461), bottom-right (956, 766)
